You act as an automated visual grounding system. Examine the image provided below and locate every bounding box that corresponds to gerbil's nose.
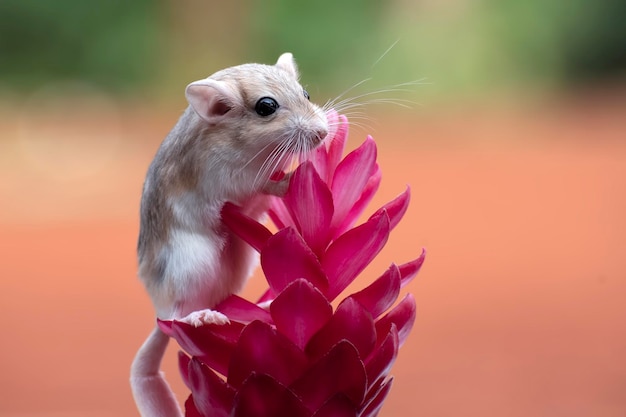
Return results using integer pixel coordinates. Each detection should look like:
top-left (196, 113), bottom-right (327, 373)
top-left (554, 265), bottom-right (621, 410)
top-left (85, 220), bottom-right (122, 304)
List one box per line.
top-left (314, 127), bottom-right (328, 143)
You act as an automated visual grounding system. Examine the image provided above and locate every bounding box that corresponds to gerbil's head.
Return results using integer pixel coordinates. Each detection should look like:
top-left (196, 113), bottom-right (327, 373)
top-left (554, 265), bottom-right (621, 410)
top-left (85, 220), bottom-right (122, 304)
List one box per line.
top-left (185, 53), bottom-right (328, 184)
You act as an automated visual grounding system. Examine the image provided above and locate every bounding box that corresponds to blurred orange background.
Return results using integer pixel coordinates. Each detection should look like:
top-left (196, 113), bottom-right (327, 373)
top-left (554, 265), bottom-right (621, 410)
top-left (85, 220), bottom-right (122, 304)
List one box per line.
top-left (1, 1), bottom-right (625, 416)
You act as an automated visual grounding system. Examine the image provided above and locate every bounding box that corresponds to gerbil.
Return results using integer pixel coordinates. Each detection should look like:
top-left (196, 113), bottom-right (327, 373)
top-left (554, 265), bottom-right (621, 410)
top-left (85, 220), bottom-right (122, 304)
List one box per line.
top-left (130, 53), bottom-right (328, 417)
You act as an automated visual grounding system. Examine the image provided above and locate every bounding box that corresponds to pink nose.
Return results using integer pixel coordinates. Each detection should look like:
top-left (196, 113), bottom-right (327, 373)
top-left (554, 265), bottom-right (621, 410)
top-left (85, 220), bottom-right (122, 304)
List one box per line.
top-left (315, 128), bottom-right (328, 142)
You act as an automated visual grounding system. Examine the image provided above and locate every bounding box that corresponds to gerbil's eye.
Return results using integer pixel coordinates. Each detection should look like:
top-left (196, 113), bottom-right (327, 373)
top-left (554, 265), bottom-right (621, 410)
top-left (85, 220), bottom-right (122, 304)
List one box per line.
top-left (255, 97), bottom-right (279, 117)
top-left (303, 89), bottom-right (310, 100)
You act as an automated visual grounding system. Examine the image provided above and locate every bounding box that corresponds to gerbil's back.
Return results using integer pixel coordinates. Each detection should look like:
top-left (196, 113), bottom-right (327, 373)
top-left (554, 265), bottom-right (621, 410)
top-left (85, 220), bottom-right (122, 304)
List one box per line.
top-left (137, 110), bottom-right (195, 267)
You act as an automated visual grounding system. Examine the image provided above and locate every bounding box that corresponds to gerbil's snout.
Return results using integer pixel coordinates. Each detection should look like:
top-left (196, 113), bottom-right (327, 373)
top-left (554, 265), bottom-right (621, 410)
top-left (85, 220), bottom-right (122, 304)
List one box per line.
top-left (313, 127), bottom-right (328, 145)
top-left (306, 111), bottom-right (329, 147)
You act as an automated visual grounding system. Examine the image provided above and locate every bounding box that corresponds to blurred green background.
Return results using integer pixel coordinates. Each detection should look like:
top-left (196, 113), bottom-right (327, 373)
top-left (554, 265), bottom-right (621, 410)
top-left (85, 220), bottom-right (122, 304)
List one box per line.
top-left (1, 0), bottom-right (624, 100)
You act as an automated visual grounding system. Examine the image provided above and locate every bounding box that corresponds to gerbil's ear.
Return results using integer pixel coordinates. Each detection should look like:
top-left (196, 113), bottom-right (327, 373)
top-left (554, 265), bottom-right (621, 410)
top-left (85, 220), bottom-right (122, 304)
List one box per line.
top-left (275, 52), bottom-right (299, 80)
top-left (185, 79), bottom-right (241, 123)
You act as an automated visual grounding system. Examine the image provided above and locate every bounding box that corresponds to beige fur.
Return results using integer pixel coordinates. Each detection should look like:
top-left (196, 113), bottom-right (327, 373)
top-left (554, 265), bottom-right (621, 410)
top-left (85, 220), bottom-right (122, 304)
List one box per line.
top-left (131, 53), bottom-right (328, 417)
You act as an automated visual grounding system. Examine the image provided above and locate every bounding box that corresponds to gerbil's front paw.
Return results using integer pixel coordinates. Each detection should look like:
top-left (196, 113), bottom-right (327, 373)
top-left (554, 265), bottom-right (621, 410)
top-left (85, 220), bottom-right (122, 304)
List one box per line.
top-left (262, 172), bottom-right (292, 197)
top-left (179, 309), bottom-right (230, 327)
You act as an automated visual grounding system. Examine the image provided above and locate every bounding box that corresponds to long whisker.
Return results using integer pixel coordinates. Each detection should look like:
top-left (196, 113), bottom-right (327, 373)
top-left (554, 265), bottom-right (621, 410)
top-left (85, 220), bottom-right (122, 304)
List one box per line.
top-left (239, 140), bottom-right (279, 173)
top-left (334, 97), bottom-right (417, 112)
top-left (325, 84), bottom-right (422, 111)
top-left (371, 38), bottom-right (400, 69)
top-left (252, 136), bottom-right (288, 188)
top-left (255, 138), bottom-right (292, 188)
top-left (320, 76), bottom-right (428, 137)
top-left (323, 78), bottom-right (372, 110)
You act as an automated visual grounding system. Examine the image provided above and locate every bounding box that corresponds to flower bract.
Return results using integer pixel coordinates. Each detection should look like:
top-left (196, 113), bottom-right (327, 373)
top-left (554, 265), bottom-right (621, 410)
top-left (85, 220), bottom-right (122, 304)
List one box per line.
top-left (160, 111), bottom-right (425, 417)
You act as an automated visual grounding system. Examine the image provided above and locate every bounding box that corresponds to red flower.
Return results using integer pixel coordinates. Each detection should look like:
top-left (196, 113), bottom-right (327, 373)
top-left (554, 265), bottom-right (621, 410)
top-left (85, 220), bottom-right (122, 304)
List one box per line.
top-left (159, 111), bottom-right (425, 417)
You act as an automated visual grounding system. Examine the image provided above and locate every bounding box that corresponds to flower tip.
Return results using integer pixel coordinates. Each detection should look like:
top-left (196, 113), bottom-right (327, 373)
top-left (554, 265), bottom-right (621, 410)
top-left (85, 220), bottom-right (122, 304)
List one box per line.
top-left (325, 108), bottom-right (339, 119)
top-left (364, 135), bottom-right (378, 151)
top-left (324, 109), bottom-right (340, 143)
top-left (415, 247), bottom-right (427, 267)
top-left (398, 249), bottom-right (426, 288)
top-left (157, 318), bottom-right (174, 335)
top-left (369, 185), bottom-right (411, 232)
top-left (369, 208), bottom-right (392, 234)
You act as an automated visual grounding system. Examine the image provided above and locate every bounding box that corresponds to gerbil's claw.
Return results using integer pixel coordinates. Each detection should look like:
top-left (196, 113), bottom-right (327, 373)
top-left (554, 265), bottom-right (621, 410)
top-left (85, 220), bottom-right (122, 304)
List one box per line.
top-left (178, 309), bottom-right (230, 327)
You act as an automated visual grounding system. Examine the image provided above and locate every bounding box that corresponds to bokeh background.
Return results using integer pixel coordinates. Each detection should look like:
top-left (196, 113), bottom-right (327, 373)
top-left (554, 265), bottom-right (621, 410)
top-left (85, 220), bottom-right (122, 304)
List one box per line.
top-left (1, 1), bottom-right (625, 416)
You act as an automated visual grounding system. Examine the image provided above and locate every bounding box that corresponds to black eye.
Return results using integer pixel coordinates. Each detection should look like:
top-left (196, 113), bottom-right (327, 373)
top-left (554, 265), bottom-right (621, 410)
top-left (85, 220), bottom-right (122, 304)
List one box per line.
top-left (255, 97), bottom-right (279, 116)
top-left (303, 89), bottom-right (310, 100)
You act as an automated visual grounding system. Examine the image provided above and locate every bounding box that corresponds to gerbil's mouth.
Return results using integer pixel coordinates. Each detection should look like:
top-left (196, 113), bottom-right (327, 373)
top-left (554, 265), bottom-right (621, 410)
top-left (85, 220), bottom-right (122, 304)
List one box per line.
top-left (252, 124), bottom-right (328, 190)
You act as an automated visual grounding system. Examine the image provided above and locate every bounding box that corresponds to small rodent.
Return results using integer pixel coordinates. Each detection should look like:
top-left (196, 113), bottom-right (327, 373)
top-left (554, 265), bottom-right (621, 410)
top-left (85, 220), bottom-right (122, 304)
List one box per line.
top-left (130, 53), bottom-right (329, 417)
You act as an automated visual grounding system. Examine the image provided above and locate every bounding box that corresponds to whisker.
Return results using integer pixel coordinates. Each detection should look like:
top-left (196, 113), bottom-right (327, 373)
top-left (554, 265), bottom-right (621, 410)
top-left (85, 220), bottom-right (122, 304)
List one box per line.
top-left (393, 78), bottom-right (430, 87)
top-left (239, 140), bottom-right (278, 173)
top-left (371, 38), bottom-right (400, 69)
top-left (323, 78), bottom-right (373, 111)
top-left (330, 86), bottom-right (418, 109)
top-left (253, 136), bottom-right (291, 188)
top-left (334, 97), bottom-right (417, 112)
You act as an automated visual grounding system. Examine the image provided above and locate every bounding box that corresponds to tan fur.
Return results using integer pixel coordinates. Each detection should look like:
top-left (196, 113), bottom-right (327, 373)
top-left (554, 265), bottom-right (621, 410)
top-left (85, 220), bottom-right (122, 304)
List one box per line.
top-left (132, 53), bottom-right (328, 417)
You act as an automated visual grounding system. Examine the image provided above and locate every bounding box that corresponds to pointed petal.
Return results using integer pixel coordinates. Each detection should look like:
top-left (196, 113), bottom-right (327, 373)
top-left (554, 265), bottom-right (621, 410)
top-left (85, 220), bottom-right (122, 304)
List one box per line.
top-left (261, 227), bottom-right (328, 295)
top-left (178, 351), bottom-right (192, 390)
top-left (399, 248), bottom-right (426, 288)
top-left (221, 202), bottom-right (272, 252)
top-left (349, 264), bottom-right (401, 319)
top-left (306, 298), bottom-right (376, 361)
top-left (369, 186), bottom-right (411, 231)
top-left (284, 162), bottom-right (334, 254)
top-left (305, 108), bottom-right (346, 184)
top-left (157, 319), bottom-right (174, 336)
top-left (331, 137), bottom-right (378, 231)
top-left (184, 395), bottom-right (204, 417)
top-left (322, 211), bottom-right (390, 300)
top-left (312, 394), bottom-right (358, 417)
top-left (326, 112), bottom-right (349, 180)
top-left (228, 320), bottom-right (309, 389)
top-left (335, 165), bottom-right (381, 238)
top-left (306, 109), bottom-right (345, 181)
top-left (159, 319), bottom-right (243, 376)
top-left (163, 319), bottom-right (244, 347)
top-left (270, 278), bottom-right (333, 350)
top-left (375, 294), bottom-right (417, 347)
top-left (292, 340), bottom-right (367, 411)
top-left (215, 294), bottom-right (272, 324)
top-left (188, 357), bottom-right (235, 417)
top-left (361, 378), bottom-right (393, 417)
top-left (308, 141), bottom-right (330, 184)
top-left (269, 195), bottom-right (295, 230)
top-left (232, 373), bottom-right (311, 417)
top-left (364, 325), bottom-right (399, 387)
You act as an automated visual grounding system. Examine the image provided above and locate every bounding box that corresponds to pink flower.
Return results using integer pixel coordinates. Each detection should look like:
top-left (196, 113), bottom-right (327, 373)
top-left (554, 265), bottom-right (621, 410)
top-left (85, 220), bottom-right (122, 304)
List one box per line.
top-left (159, 111), bottom-right (425, 417)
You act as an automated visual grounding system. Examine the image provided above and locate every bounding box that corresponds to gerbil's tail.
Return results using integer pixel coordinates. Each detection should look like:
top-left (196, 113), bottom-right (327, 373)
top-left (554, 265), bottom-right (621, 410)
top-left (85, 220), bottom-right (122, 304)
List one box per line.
top-left (130, 326), bottom-right (183, 417)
